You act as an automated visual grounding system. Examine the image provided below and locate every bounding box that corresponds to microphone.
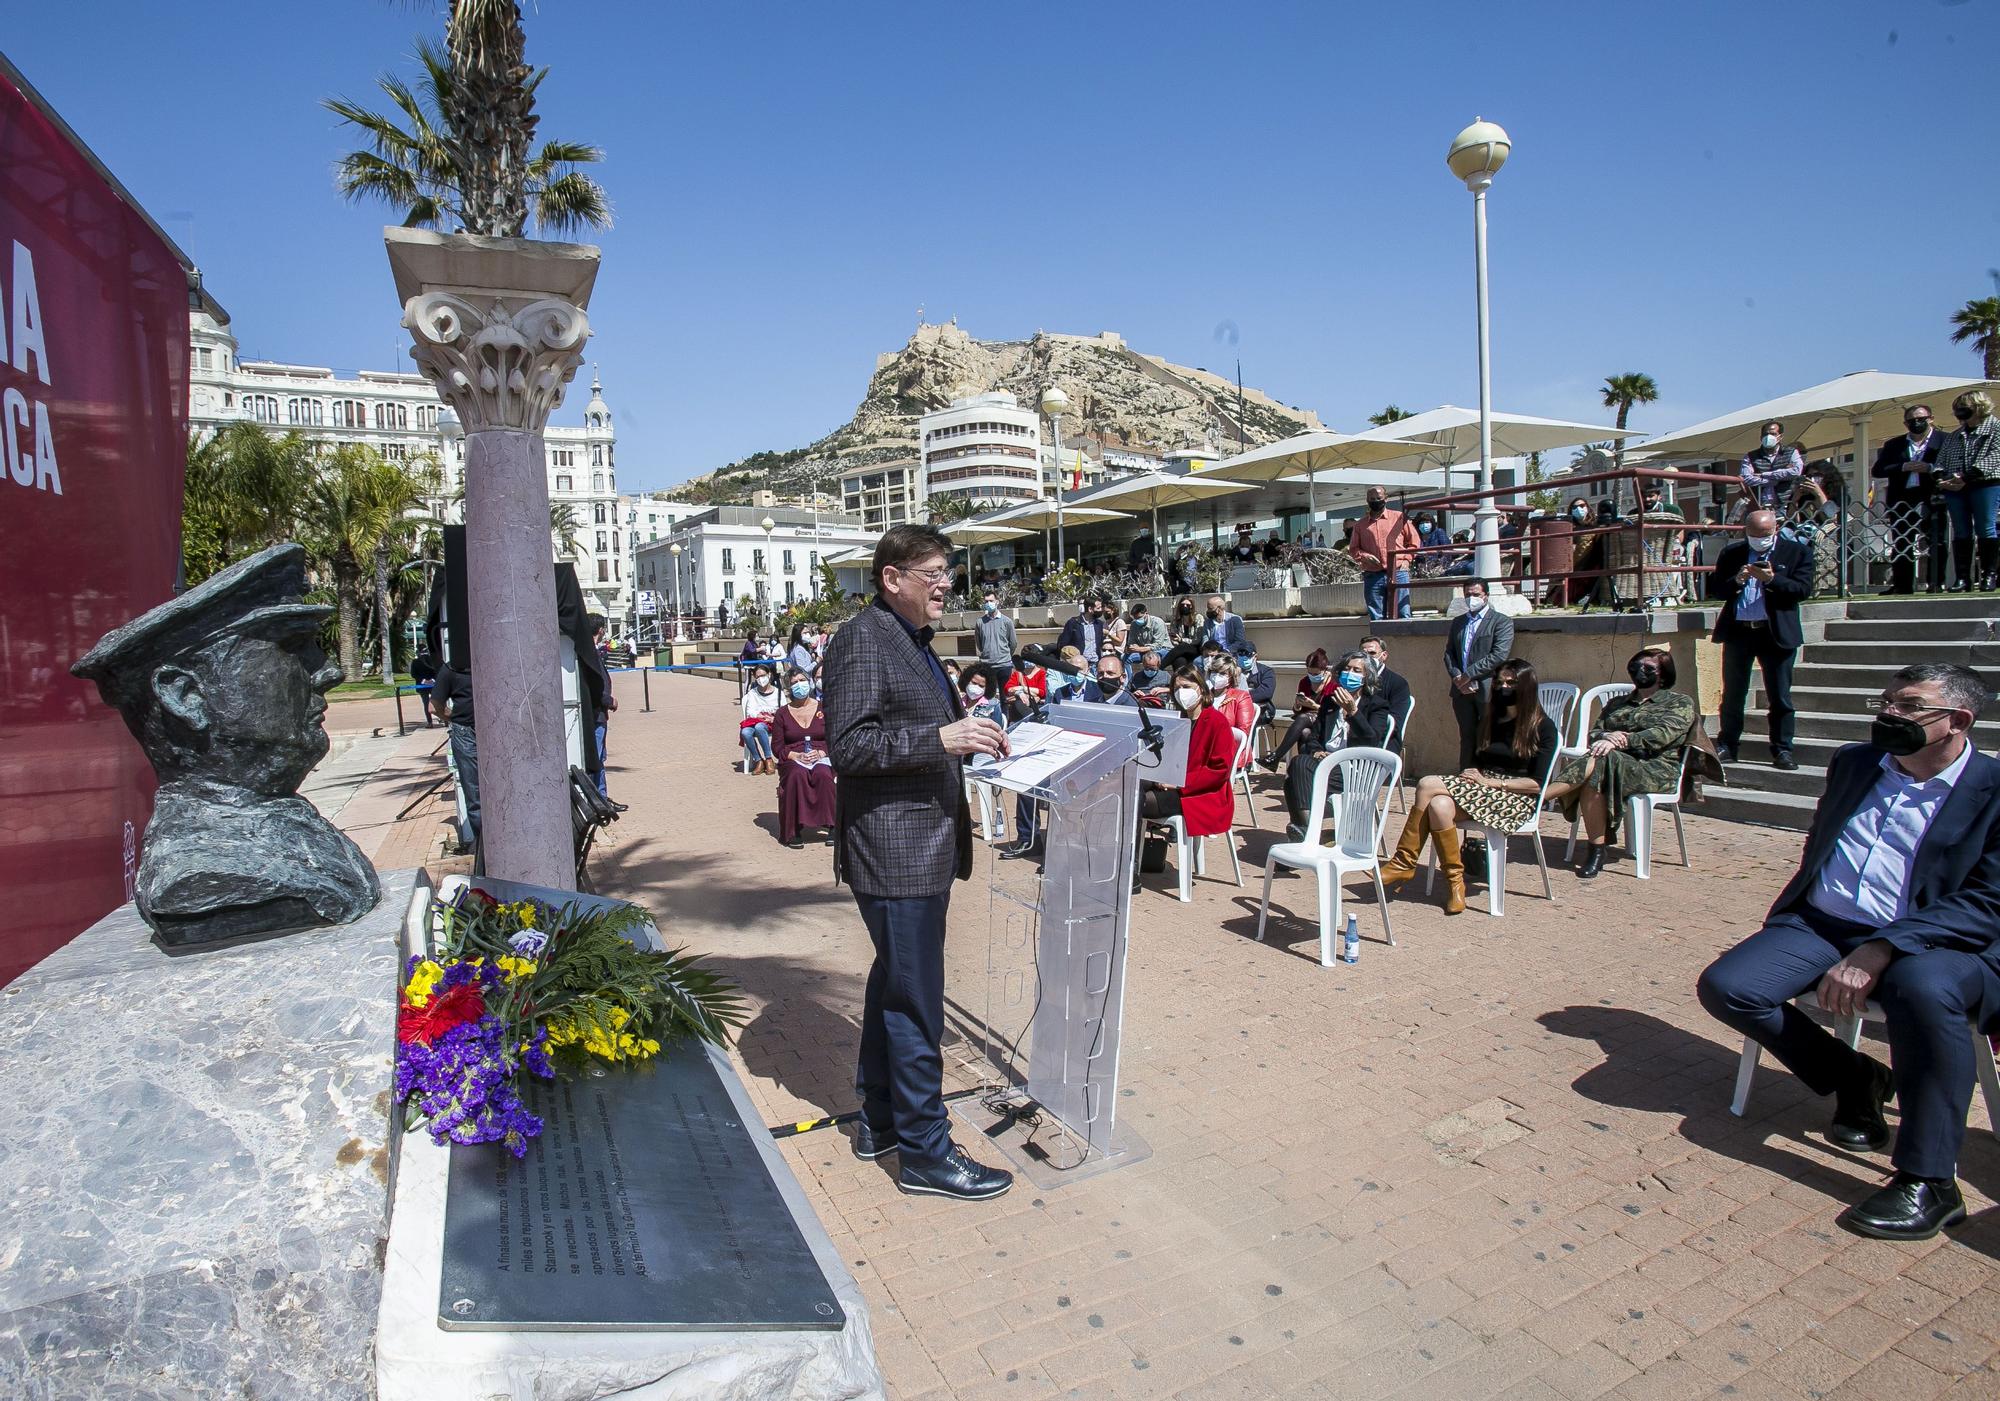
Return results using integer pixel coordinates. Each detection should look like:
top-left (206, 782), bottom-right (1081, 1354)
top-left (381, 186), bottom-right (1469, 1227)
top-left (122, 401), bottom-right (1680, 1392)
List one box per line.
top-left (1020, 643), bottom-right (1084, 676)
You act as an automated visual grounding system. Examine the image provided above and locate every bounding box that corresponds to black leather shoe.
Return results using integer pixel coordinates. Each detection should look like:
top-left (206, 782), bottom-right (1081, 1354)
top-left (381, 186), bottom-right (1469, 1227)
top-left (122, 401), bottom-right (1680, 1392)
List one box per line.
top-left (1838, 1173), bottom-right (1965, 1240)
top-left (1576, 844), bottom-right (1606, 879)
top-left (998, 839), bottom-right (1043, 862)
top-left (1771, 749), bottom-right (1799, 771)
top-left (899, 1142), bottom-right (1014, 1201)
top-left (1828, 1057), bottom-right (1894, 1152)
top-left (852, 1121), bottom-right (901, 1161)
top-left (1716, 742), bottom-right (1739, 764)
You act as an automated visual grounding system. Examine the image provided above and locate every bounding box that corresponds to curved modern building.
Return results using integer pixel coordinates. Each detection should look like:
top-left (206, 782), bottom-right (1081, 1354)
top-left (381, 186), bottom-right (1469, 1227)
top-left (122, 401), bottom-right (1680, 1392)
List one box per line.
top-left (918, 390), bottom-right (1043, 511)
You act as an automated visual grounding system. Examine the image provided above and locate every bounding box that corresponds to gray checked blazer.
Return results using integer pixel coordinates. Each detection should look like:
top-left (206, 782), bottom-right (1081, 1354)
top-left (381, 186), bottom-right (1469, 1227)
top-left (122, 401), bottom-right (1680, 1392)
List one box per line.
top-left (823, 598), bottom-right (974, 898)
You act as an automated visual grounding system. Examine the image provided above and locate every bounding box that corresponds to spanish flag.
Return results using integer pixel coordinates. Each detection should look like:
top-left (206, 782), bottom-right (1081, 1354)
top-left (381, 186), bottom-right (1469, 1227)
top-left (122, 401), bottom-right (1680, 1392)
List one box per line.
top-left (1071, 449), bottom-right (1085, 491)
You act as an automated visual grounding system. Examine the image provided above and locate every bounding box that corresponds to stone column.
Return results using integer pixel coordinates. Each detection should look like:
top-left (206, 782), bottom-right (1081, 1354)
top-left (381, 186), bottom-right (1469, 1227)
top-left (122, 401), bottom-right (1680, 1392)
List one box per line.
top-left (386, 230), bottom-right (599, 889)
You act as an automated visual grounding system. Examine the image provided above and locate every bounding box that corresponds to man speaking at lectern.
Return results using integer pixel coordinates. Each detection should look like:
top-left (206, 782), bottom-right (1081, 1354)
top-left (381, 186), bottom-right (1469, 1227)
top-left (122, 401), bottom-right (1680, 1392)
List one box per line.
top-left (824, 523), bottom-right (1017, 1202)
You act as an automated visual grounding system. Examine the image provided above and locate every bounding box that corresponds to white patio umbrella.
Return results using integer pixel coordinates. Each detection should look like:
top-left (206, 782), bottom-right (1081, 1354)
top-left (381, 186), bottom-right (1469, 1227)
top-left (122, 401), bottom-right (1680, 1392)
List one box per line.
top-left (981, 500), bottom-right (1130, 565)
top-left (942, 517), bottom-right (1030, 578)
top-left (1066, 471), bottom-right (1256, 564)
top-left (1625, 370), bottom-right (1994, 504)
top-left (1332, 404), bottom-right (1637, 468)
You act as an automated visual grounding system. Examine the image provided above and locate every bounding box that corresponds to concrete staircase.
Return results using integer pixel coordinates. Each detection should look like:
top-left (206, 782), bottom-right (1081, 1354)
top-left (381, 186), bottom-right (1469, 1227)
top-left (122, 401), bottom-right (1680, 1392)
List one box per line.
top-left (1702, 598), bottom-right (2000, 830)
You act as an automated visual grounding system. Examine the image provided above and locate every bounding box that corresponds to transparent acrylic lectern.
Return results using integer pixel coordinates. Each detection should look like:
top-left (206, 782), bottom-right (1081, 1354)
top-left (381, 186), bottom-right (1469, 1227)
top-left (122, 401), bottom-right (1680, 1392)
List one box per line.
top-left (958, 699), bottom-right (1189, 1184)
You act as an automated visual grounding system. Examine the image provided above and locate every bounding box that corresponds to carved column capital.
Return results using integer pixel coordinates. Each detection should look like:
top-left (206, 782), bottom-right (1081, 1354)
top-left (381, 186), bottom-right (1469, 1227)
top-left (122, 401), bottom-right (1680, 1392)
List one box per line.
top-left (401, 292), bottom-right (590, 434)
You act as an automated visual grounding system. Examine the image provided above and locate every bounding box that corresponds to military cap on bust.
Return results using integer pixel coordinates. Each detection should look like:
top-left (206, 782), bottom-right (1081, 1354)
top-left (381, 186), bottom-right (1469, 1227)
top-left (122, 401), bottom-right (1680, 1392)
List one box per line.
top-left (72, 543), bottom-right (329, 710)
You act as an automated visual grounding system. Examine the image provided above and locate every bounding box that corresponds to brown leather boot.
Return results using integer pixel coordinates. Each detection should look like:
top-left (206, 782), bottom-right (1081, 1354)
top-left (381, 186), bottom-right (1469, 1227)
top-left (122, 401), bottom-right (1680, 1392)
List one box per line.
top-left (1379, 807), bottom-right (1429, 886)
top-left (1434, 827), bottom-right (1468, 915)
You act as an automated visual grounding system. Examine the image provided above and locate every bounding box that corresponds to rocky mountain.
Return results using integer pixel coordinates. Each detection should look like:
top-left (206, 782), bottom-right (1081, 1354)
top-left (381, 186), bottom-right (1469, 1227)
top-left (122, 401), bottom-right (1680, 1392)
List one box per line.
top-left (682, 323), bottom-right (1324, 502)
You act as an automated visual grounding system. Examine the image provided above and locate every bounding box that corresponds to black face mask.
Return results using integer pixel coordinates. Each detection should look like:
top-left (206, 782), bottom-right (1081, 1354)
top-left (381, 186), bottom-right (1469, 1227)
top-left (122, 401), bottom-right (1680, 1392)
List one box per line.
top-left (1367, 498), bottom-right (1386, 514)
top-left (1871, 713), bottom-right (1933, 756)
top-left (1098, 676), bottom-right (1121, 693)
top-left (1627, 657), bottom-right (1659, 688)
top-left (1492, 685), bottom-right (1516, 701)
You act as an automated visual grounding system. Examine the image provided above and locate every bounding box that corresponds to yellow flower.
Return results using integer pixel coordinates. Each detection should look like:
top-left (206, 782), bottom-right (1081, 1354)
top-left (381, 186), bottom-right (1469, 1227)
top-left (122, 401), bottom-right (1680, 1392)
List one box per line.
top-left (404, 959), bottom-right (445, 1007)
top-left (496, 955), bottom-right (537, 981)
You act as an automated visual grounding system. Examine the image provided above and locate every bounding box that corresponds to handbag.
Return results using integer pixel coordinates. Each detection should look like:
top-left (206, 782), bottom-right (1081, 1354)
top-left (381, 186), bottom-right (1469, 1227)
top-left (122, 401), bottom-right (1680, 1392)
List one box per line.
top-left (1140, 829), bottom-right (1169, 874)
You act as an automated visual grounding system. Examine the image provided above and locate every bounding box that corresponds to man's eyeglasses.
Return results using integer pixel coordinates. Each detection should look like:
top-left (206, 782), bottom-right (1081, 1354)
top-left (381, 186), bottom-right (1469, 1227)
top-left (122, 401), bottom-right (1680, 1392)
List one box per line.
top-left (1866, 697), bottom-right (1959, 719)
top-left (893, 564), bottom-right (951, 586)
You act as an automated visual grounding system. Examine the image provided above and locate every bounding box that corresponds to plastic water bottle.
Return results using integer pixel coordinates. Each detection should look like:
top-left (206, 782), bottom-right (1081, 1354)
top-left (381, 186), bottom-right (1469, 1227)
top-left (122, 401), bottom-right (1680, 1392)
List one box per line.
top-left (1341, 914), bottom-right (1360, 964)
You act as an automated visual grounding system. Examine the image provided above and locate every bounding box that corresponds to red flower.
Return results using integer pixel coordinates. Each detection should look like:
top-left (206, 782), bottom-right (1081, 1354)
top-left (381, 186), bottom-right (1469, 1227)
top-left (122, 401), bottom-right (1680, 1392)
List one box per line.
top-left (397, 981), bottom-right (487, 1045)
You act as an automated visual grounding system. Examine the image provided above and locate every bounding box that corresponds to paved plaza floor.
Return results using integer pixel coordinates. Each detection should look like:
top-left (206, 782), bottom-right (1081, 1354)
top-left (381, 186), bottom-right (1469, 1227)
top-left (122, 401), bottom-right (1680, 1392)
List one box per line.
top-left (365, 674), bottom-right (2000, 1399)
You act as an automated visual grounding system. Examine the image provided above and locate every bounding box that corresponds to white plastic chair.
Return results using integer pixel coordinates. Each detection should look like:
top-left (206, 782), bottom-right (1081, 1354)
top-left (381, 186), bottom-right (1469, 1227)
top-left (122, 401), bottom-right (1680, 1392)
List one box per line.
top-left (1626, 746), bottom-right (1692, 878)
top-left (1730, 991), bottom-right (2000, 1135)
top-left (1558, 683), bottom-right (1634, 763)
top-left (1229, 724), bottom-right (1259, 829)
top-left (965, 775), bottom-right (1006, 843)
top-left (1256, 747), bottom-right (1402, 966)
top-left (1538, 682), bottom-right (1580, 746)
top-left (1424, 748), bottom-right (1562, 917)
top-left (1389, 694), bottom-right (1415, 815)
top-left (1160, 732), bottom-right (1249, 903)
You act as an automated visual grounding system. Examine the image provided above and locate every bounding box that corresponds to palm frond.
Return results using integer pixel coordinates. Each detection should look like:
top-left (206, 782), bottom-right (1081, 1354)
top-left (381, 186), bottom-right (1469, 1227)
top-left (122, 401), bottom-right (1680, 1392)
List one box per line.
top-left (534, 171), bottom-right (613, 237)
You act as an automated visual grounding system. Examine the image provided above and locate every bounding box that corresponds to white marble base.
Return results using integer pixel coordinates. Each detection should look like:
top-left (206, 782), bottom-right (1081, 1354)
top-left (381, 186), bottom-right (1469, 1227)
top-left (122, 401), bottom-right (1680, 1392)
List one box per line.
top-left (374, 884), bottom-right (883, 1401)
top-left (0, 869), bottom-right (426, 1400)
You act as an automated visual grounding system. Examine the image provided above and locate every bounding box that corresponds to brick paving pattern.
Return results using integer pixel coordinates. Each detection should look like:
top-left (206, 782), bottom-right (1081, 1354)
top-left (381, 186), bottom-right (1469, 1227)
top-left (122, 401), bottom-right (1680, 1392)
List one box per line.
top-left (362, 674), bottom-right (2000, 1398)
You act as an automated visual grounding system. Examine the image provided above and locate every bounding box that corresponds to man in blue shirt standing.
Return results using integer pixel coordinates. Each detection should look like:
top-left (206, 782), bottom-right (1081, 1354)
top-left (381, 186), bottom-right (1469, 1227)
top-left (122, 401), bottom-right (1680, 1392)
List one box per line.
top-left (1699, 663), bottom-right (2000, 1240)
top-left (1708, 508), bottom-right (1814, 771)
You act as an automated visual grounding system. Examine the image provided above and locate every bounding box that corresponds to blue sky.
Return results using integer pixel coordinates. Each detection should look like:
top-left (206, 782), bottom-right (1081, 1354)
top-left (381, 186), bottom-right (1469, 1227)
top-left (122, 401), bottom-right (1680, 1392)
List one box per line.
top-left (9, 1), bottom-right (1997, 491)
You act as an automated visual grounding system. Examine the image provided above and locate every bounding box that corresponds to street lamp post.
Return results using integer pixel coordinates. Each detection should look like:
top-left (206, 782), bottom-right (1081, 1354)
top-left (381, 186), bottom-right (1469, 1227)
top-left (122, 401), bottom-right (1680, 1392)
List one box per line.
top-left (1041, 385), bottom-right (1069, 566)
top-left (1447, 117), bottom-right (1512, 587)
top-left (668, 540), bottom-right (683, 646)
top-left (760, 514), bottom-right (776, 619)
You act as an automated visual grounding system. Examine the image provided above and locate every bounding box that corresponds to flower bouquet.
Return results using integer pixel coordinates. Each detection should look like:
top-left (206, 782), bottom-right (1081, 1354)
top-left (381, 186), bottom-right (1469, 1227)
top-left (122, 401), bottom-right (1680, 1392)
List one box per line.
top-left (395, 889), bottom-right (746, 1157)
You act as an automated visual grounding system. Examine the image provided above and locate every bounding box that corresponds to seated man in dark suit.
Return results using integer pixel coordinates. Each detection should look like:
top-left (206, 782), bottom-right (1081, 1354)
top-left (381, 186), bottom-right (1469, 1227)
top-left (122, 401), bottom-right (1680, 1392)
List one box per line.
top-left (1697, 663), bottom-right (2000, 1240)
top-left (1282, 639), bottom-right (1410, 839)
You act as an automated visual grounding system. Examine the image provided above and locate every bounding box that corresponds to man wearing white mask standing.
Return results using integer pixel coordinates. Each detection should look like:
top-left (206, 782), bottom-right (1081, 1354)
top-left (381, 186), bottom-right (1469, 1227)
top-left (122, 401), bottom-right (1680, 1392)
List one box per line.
top-left (1444, 580), bottom-right (1514, 770)
top-left (1709, 507), bottom-right (1816, 771)
top-left (974, 591), bottom-right (1017, 694)
top-left (1739, 419), bottom-right (1806, 513)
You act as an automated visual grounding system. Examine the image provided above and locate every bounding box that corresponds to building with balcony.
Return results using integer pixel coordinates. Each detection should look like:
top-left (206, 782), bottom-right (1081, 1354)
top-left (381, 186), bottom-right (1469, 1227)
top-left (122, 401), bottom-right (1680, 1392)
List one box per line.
top-left (186, 307), bottom-right (634, 632)
top-left (840, 458), bottom-right (920, 530)
top-left (634, 505), bottom-right (877, 628)
top-left (918, 390), bottom-right (1043, 512)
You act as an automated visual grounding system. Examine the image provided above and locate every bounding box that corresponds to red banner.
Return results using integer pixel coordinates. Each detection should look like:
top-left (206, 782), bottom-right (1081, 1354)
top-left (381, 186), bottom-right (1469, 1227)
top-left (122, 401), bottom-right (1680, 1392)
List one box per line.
top-left (0, 65), bottom-right (189, 983)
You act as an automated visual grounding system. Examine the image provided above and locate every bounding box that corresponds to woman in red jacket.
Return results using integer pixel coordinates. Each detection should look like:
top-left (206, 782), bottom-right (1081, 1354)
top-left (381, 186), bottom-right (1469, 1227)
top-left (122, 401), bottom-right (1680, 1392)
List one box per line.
top-left (1134, 666), bottom-right (1237, 893)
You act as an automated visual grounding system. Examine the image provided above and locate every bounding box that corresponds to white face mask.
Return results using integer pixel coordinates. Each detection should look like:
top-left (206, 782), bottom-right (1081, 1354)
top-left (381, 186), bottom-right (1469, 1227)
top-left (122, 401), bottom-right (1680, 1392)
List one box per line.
top-left (1174, 686), bottom-right (1202, 711)
top-left (1746, 535), bottom-right (1777, 553)
top-left (1760, 433), bottom-right (1778, 450)
top-left (966, 684), bottom-right (985, 700)
top-left (1466, 596), bottom-right (1487, 613)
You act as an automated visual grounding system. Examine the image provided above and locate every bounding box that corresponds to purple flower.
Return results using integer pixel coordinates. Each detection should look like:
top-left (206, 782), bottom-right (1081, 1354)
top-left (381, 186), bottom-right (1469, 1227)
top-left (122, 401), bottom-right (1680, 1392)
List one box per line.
top-left (508, 929), bottom-right (549, 958)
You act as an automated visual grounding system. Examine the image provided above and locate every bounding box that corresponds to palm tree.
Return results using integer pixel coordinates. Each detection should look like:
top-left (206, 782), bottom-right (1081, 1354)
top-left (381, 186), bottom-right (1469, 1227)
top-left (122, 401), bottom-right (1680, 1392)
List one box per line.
top-left (325, 31), bottom-right (610, 238)
top-left (1601, 373), bottom-right (1661, 470)
top-left (181, 424), bottom-right (316, 584)
top-left (549, 500), bottom-right (583, 559)
top-left (305, 445), bottom-right (391, 681)
top-left (1950, 297), bottom-right (2000, 380)
top-left (1368, 405), bottom-right (1414, 427)
top-left (368, 455), bottom-right (443, 684)
top-left (924, 495), bottom-right (977, 526)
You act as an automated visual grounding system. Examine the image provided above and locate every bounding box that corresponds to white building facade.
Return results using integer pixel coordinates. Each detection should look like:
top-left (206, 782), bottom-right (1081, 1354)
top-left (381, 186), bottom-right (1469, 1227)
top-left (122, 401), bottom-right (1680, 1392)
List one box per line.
top-left (918, 391), bottom-right (1043, 512)
top-left (633, 505), bottom-right (876, 629)
top-left (186, 308), bottom-right (634, 632)
top-left (839, 458), bottom-right (920, 531)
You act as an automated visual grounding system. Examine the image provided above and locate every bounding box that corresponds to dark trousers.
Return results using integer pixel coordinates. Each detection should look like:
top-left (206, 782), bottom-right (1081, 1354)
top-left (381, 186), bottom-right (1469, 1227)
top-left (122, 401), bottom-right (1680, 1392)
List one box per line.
top-left (1267, 710), bottom-right (1317, 766)
top-left (447, 722), bottom-right (480, 834)
top-left (1697, 906), bottom-right (2000, 1179)
top-left (854, 890), bottom-right (953, 1164)
top-left (1718, 622), bottom-right (1797, 750)
top-left (1284, 747), bottom-right (1336, 826)
top-left (1451, 688), bottom-right (1484, 770)
top-left (1135, 784), bottom-right (1183, 866)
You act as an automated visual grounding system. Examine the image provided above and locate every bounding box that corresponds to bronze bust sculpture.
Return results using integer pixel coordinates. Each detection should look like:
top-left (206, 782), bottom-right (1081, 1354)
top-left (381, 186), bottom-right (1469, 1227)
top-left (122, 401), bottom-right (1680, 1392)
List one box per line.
top-left (71, 543), bottom-right (380, 946)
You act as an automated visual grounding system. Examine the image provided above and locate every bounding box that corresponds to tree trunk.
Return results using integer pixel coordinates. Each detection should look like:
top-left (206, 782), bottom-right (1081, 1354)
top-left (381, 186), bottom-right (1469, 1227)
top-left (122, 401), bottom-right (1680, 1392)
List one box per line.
top-left (1986, 340), bottom-right (1999, 381)
top-left (333, 557), bottom-right (363, 683)
top-left (1612, 402), bottom-right (1631, 473)
top-left (375, 543), bottom-right (396, 685)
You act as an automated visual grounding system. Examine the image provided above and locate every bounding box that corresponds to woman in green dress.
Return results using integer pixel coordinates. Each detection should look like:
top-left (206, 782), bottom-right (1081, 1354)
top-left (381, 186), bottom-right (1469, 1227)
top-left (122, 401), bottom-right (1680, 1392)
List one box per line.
top-left (1545, 646), bottom-right (1698, 879)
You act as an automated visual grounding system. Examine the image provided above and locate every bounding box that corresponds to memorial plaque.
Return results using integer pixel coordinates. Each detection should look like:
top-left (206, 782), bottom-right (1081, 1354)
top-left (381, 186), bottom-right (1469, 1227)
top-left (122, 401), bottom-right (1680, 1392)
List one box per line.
top-left (439, 1049), bottom-right (846, 1331)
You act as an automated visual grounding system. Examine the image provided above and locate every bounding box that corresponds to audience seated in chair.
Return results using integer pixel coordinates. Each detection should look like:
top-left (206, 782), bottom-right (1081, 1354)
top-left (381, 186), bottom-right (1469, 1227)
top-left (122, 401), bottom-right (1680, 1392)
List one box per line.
top-left (1282, 640), bottom-right (1411, 841)
top-left (1697, 662), bottom-right (2000, 1242)
top-left (1204, 652), bottom-right (1259, 734)
top-left (772, 667), bottom-right (836, 847)
top-left (1134, 666), bottom-right (1235, 894)
top-left (1381, 658), bottom-right (1558, 915)
top-left (740, 664), bottom-right (779, 774)
top-left (1264, 647), bottom-right (1340, 770)
top-left (1543, 647), bottom-right (1697, 879)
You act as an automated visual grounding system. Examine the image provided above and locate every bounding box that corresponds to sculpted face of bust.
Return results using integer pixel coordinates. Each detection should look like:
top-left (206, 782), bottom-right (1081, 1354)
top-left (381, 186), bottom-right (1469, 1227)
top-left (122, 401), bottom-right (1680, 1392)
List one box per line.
top-left (153, 621), bottom-right (342, 796)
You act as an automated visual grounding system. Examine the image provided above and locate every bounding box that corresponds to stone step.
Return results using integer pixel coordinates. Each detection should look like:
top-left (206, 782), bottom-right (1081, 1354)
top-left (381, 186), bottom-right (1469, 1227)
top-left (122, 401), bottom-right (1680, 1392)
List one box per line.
top-left (1778, 662), bottom-right (2000, 691)
top-left (1694, 785), bottom-right (1819, 832)
top-left (1845, 598), bottom-right (2000, 622)
top-left (1800, 639), bottom-right (1998, 667)
top-left (1735, 709), bottom-right (2000, 746)
top-left (1785, 685), bottom-right (1887, 716)
top-left (1721, 759), bottom-right (1829, 799)
top-left (1822, 617), bottom-right (2000, 642)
